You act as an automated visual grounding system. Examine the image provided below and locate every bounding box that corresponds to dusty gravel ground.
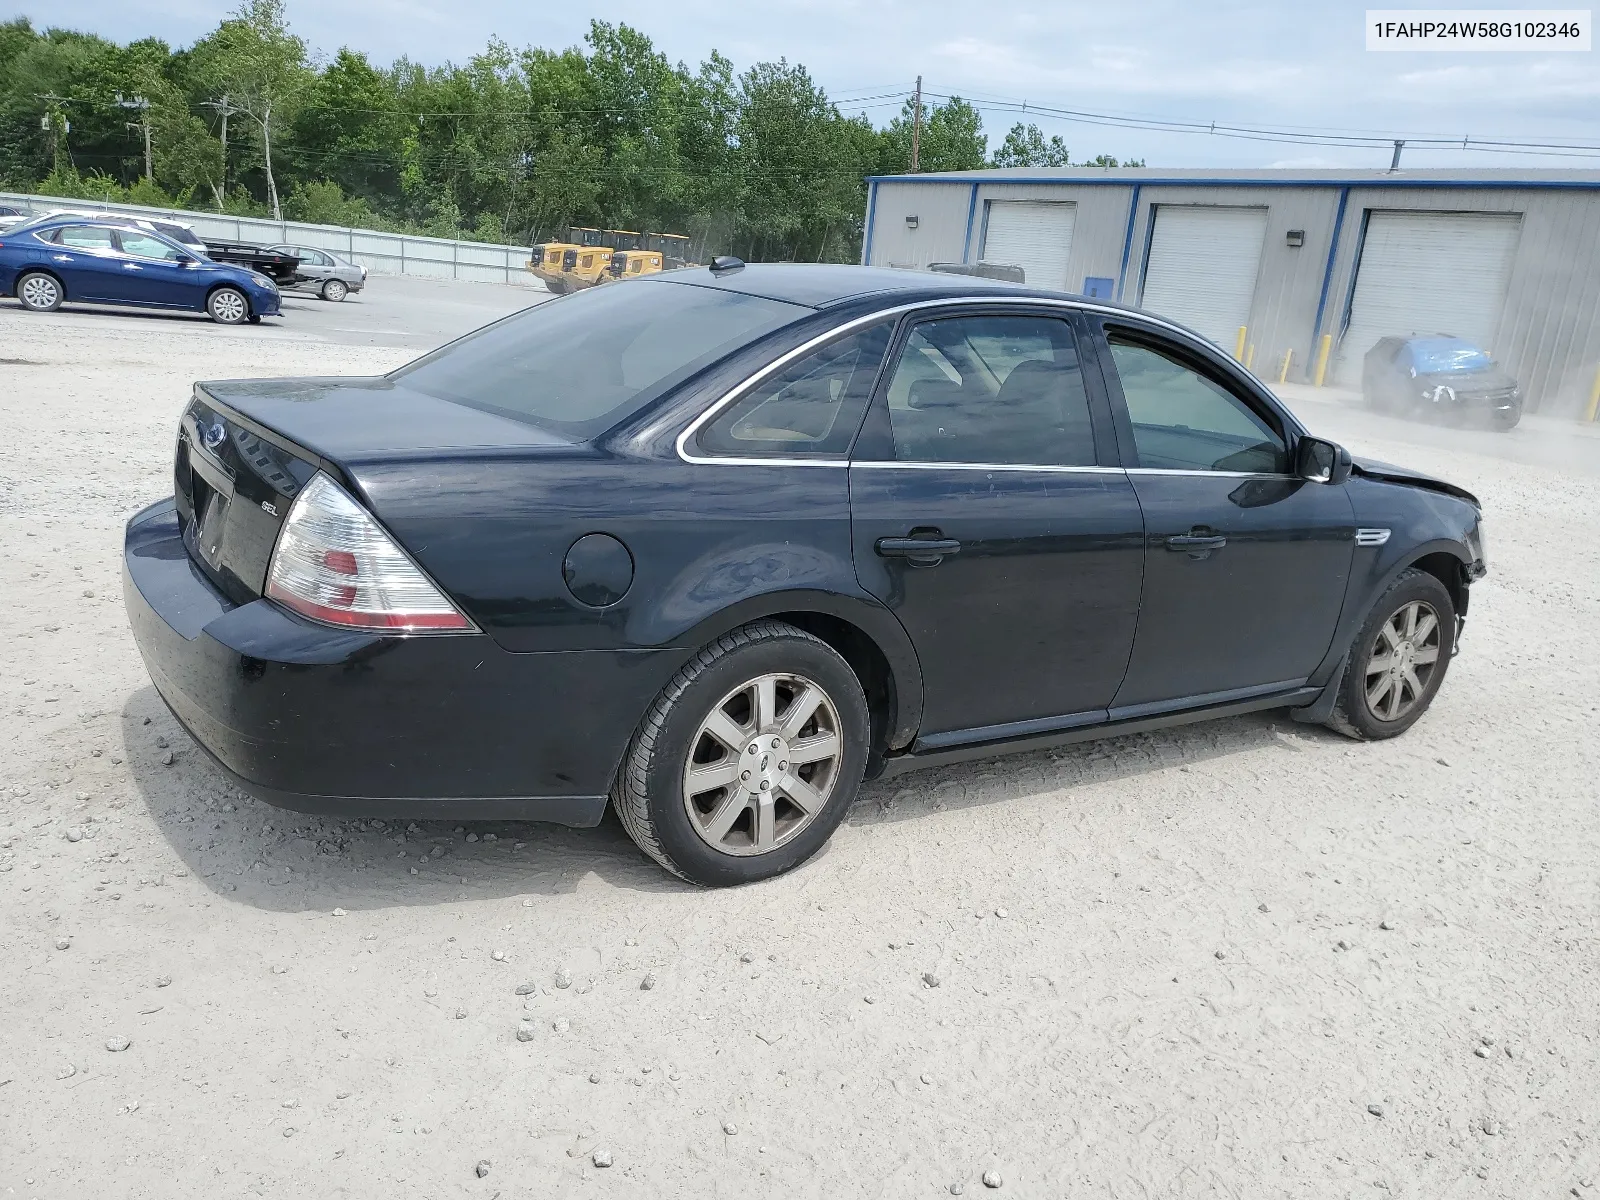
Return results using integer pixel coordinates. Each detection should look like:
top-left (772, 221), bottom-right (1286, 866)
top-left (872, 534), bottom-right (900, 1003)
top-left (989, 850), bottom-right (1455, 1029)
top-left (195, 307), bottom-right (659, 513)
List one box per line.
top-left (2, 297), bottom-right (1598, 1200)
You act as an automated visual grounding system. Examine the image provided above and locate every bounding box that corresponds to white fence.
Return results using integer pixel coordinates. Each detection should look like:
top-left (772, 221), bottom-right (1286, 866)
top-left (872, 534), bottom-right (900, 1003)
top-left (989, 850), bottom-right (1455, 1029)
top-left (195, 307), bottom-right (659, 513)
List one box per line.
top-left (0, 191), bottom-right (545, 287)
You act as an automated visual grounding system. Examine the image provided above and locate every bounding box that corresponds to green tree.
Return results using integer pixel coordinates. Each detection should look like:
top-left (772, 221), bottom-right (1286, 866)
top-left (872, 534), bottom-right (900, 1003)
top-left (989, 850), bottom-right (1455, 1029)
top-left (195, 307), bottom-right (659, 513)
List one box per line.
top-left (991, 122), bottom-right (1071, 168)
top-left (190, 0), bottom-right (311, 219)
top-left (882, 96), bottom-right (987, 173)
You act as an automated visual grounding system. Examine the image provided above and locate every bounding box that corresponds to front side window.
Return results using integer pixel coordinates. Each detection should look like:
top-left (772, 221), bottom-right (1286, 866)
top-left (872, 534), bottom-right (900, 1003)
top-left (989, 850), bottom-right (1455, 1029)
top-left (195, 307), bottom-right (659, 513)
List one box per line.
top-left (118, 231), bottom-right (183, 261)
top-left (1106, 336), bottom-right (1287, 473)
top-left (697, 323), bottom-right (892, 458)
top-left (879, 314), bottom-right (1097, 466)
top-left (56, 225), bottom-right (116, 250)
top-left (393, 280), bottom-right (806, 438)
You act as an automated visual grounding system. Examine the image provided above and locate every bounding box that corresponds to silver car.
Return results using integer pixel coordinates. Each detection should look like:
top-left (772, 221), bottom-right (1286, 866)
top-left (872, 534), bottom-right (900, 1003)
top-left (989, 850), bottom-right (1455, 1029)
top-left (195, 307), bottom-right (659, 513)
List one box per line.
top-left (0, 203), bottom-right (34, 231)
top-left (266, 245), bottom-right (367, 301)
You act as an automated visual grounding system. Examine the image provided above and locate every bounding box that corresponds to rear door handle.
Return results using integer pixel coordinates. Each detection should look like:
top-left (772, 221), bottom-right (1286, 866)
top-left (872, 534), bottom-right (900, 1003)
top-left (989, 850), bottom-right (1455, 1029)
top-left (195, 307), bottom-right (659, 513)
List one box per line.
top-left (1165, 531), bottom-right (1227, 559)
top-left (876, 535), bottom-right (961, 566)
top-left (123, 263), bottom-right (142, 270)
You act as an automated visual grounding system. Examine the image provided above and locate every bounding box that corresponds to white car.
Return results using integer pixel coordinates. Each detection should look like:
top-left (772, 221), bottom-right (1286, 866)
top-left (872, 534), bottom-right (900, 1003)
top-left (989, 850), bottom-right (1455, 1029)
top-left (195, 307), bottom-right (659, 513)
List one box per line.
top-left (0, 203), bottom-right (31, 231)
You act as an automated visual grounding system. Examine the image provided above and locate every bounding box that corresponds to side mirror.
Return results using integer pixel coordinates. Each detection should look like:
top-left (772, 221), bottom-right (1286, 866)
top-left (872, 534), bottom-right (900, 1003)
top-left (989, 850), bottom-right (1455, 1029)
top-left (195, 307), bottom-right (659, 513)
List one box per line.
top-left (176, 254), bottom-right (198, 266)
top-left (1296, 435), bottom-right (1352, 485)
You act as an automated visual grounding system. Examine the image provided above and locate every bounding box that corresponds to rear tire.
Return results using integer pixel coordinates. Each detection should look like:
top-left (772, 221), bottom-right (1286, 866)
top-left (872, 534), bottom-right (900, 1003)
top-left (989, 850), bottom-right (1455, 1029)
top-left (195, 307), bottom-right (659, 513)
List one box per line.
top-left (16, 270), bottom-right (63, 312)
top-left (1327, 568), bottom-right (1456, 741)
top-left (612, 620), bottom-right (870, 886)
top-left (207, 286), bottom-right (249, 325)
top-left (320, 278), bottom-right (348, 302)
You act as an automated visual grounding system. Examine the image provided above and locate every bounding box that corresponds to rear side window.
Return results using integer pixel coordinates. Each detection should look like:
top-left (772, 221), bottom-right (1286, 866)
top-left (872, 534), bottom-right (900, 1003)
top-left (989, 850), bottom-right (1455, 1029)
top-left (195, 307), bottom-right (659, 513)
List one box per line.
top-left (392, 281), bottom-right (806, 438)
top-left (697, 323), bottom-right (892, 458)
top-left (1106, 336), bottom-right (1287, 473)
top-left (879, 315), bottom-right (1097, 466)
top-left (57, 225), bottom-right (116, 250)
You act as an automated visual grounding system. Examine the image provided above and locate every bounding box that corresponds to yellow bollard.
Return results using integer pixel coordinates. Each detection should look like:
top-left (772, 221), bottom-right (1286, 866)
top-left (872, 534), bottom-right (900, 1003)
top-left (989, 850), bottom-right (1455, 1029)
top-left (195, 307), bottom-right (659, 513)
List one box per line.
top-left (1234, 326), bottom-right (1247, 361)
top-left (1278, 347), bottom-right (1294, 385)
top-left (1245, 343), bottom-right (1256, 370)
top-left (1587, 364), bottom-right (1600, 423)
top-left (1313, 333), bottom-right (1333, 387)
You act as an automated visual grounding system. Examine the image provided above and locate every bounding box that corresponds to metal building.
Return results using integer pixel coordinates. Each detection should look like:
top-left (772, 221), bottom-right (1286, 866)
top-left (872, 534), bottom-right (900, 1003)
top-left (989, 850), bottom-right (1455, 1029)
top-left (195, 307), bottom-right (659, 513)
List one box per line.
top-left (861, 168), bottom-right (1600, 415)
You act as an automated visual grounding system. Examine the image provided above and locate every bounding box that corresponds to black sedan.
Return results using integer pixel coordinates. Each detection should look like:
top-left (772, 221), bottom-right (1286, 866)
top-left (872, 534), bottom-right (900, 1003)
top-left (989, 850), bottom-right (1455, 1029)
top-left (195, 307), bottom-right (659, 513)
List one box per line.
top-left (123, 263), bottom-right (1487, 886)
top-left (1361, 335), bottom-right (1522, 430)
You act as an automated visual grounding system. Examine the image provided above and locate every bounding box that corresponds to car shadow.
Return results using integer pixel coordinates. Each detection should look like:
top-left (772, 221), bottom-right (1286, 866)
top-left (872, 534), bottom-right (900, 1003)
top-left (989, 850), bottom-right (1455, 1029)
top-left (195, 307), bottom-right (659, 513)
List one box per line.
top-left (122, 685), bottom-right (692, 912)
top-left (125, 685), bottom-right (1336, 913)
top-left (848, 710), bottom-right (1330, 829)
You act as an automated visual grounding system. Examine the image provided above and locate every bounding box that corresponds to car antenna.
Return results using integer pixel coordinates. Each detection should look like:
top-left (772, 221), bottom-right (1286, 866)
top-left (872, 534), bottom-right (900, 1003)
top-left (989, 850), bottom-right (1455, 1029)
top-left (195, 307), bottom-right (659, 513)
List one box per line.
top-left (709, 256), bottom-right (745, 274)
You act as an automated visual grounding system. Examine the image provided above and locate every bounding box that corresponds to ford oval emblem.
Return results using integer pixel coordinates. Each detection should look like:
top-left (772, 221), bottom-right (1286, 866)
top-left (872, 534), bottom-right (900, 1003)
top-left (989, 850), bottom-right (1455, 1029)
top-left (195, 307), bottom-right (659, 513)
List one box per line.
top-left (203, 421), bottom-right (226, 450)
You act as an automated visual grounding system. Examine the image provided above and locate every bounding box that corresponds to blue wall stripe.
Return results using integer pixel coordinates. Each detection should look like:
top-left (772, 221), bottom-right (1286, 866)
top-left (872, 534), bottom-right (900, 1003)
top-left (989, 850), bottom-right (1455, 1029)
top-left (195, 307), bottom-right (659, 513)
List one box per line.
top-left (962, 183), bottom-right (979, 263)
top-left (1311, 186), bottom-right (1351, 352)
top-left (1115, 183), bottom-right (1142, 302)
top-left (861, 180), bottom-right (878, 265)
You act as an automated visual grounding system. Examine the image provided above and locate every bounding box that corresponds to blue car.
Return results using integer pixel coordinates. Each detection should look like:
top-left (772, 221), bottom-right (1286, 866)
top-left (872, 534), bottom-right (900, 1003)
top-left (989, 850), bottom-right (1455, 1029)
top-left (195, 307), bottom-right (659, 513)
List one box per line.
top-left (0, 214), bottom-right (281, 325)
top-left (1361, 335), bottom-right (1521, 430)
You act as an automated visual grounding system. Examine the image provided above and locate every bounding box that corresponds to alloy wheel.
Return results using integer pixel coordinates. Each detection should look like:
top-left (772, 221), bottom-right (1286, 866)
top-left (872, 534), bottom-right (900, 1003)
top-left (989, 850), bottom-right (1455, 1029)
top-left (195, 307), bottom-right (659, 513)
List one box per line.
top-left (210, 289), bottom-right (247, 323)
top-left (1364, 599), bottom-right (1442, 722)
top-left (681, 672), bottom-right (843, 857)
top-left (323, 279), bottom-right (347, 301)
top-left (20, 274), bottom-right (59, 310)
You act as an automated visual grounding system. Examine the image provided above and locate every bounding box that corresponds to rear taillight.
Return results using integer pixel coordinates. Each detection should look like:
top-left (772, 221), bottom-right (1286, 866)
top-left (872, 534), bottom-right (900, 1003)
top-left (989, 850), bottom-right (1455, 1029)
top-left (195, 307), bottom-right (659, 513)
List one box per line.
top-left (265, 472), bottom-right (472, 632)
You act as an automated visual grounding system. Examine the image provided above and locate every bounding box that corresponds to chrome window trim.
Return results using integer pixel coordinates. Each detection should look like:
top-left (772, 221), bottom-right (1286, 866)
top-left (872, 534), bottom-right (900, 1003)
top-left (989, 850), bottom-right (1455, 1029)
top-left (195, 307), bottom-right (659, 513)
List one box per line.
top-left (849, 460), bottom-right (1123, 475)
top-left (674, 294), bottom-right (1307, 467)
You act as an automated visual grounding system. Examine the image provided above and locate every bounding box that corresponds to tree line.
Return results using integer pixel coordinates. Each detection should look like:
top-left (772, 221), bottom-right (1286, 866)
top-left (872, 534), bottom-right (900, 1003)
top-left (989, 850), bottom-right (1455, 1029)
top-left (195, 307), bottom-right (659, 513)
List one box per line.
top-left (0, 2), bottom-right (1142, 260)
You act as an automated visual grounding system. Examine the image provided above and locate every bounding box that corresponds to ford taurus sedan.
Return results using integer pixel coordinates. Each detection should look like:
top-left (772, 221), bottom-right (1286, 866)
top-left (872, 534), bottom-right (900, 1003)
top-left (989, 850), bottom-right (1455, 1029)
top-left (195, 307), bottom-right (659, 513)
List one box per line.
top-left (122, 262), bottom-right (1486, 885)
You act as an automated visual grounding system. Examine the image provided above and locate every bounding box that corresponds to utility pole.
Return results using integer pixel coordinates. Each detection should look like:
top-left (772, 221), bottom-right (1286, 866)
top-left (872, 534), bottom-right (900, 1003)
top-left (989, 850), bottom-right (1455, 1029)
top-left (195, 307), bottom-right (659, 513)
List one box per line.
top-left (201, 94), bottom-right (242, 208)
top-left (37, 94), bottom-right (71, 173)
top-left (116, 93), bottom-right (153, 181)
top-left (1389, 139), bottom-right (1405, 171)
top-left (910, 75), bottom-right (923, 173)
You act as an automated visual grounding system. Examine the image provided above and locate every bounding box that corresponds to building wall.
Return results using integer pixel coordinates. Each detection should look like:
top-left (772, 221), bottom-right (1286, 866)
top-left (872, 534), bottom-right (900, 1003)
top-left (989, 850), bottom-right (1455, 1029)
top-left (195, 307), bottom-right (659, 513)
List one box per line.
top-left (864, 177), bottom-right (1600, 414)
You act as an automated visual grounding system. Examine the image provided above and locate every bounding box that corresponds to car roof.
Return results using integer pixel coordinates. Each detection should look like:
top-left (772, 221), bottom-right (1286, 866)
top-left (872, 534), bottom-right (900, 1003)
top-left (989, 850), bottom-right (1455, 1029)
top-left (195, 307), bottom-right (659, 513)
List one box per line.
top-left (648, 262), bottom-right (1115, 311)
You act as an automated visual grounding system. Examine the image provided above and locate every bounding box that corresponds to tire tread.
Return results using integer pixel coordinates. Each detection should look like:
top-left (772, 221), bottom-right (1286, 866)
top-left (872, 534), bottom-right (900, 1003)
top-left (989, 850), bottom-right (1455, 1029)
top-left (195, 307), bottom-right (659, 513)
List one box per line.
top-left (611, 619), bottom-right (833, 884)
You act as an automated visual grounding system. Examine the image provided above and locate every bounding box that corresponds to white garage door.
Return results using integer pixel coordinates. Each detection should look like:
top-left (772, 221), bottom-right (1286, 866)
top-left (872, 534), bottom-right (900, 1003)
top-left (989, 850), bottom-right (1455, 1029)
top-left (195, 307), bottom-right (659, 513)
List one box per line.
top-left (1334, 211), bottom-right (1522, 384)
top-left (1139, 205), bottom-right (1268, 349)
top-left (981, 201), bottom-right (1075, 290)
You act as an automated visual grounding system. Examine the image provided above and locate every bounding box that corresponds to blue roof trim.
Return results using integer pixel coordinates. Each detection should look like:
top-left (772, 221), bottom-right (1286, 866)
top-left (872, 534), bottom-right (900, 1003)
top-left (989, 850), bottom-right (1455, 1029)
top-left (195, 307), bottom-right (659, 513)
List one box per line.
top-left (867, 175), bottom-right (1600, 190)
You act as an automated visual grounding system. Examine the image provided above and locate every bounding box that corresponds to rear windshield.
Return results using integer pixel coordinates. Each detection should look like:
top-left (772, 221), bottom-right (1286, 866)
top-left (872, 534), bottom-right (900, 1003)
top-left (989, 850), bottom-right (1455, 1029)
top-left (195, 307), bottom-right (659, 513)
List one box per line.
top-left (392, 280), bottom-right (807, 438)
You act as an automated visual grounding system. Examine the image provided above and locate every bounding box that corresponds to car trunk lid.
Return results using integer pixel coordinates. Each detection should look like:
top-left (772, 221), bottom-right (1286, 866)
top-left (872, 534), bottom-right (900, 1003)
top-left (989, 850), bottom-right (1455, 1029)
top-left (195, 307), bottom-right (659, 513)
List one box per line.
top-left (174, 376), bottom-right (577, 605)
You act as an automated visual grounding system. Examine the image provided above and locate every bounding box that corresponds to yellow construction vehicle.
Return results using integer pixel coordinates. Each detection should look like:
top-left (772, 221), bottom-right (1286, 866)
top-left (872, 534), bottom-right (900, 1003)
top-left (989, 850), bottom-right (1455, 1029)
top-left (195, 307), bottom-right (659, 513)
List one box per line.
top-left (602, 248), bottom-right (666, 281)
top-left (527, 241), bottom-right (580, 292)
top-left (557, 244), bottom-right (618, 291)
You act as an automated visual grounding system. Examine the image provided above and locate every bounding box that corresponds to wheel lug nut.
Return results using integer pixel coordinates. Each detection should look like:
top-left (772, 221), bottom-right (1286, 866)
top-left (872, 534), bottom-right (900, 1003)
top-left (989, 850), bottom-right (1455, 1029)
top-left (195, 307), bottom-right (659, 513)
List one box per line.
top-left (778, 761), bottom-right (787, 770)
top-left (771, 738), bottom-right (780, 749)
top-left (741, 771), bottom-right (750, 781)
top-left (760, 780), bottom-right (769, 790)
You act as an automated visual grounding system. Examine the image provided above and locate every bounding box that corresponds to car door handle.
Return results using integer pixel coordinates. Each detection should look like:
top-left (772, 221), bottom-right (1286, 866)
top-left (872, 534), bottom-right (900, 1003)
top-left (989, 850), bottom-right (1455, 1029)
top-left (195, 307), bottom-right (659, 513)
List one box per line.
top-left (52, 254), bottom-right (71, 262)
top-left (1165, 531), bottom-right (1228, 558)
top-left (123, 263), bottom-right (142, 270)
top-left (876, 535), bottom-right (961, 566)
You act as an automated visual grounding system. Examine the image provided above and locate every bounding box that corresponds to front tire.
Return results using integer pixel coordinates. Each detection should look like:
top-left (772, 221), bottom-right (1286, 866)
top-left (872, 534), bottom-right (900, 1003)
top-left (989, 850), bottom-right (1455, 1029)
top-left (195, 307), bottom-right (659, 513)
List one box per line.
top-left (207, 286), bottom-right (249, 325)
top-left (16, 271), bottom-right (63, 312)
top-left (1328, 568), bottom-right (1456, 740)
top-left (613, 620), bottom-right (870, 886)
top-left (320, 278), bottom-right (348, 302)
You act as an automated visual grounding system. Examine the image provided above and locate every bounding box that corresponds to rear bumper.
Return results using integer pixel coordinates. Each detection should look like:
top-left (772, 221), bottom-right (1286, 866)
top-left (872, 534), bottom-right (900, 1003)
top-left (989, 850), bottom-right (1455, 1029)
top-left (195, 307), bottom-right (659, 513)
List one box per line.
top-left (122, 498), bottom-right (684, 824)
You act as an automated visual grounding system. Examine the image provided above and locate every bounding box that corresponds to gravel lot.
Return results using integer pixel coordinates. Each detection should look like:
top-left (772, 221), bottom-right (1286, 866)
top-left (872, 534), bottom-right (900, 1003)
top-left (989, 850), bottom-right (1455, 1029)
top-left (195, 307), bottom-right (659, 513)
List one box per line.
top-left (2, 286), bottom-right (1597, 1198)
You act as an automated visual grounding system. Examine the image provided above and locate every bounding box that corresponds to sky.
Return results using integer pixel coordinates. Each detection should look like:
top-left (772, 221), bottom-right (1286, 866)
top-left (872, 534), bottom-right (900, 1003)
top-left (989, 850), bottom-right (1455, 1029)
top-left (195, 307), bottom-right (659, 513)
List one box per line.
top-left (14, 0), bottom-right (1600, 169)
